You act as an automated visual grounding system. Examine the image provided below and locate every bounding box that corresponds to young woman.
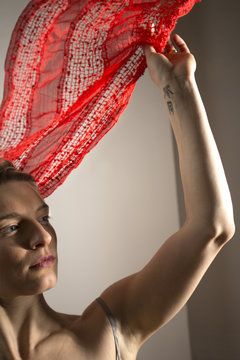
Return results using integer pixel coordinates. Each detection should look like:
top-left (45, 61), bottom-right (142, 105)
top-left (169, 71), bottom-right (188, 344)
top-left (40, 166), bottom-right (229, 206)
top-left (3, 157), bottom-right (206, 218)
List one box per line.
top-left (0, 34), bottom-right (235, 360)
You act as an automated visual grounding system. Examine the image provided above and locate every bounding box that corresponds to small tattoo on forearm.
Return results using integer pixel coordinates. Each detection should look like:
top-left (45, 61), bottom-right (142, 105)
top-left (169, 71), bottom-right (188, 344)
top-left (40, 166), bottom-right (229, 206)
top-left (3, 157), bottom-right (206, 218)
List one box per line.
top-left (163, 84), bottom-right (174, 99)
top-left (167, 101), bottom-right (174, 115)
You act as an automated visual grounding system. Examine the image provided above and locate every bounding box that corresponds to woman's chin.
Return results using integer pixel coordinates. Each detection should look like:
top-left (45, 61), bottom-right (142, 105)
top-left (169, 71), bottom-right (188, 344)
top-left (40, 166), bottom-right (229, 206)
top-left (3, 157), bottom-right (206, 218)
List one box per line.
top-left (25, 261), bottom-right (58, 294)
top-left (0, 274), bottom-right (57, 298)
top-left (22, 272), bottom-right (58, 296)
top-left (38, 273), bottom-right (57, 293)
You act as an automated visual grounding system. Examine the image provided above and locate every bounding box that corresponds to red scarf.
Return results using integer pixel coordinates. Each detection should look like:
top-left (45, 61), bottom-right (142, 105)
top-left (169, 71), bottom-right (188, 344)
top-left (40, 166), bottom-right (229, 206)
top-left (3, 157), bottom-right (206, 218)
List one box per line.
top-left (0, 0), bottom-right (200, 197)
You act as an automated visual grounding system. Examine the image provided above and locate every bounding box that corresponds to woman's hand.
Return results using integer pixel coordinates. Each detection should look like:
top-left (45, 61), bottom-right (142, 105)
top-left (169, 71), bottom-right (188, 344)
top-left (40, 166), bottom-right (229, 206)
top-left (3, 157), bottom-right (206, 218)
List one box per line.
top-left (144, 34), bottom-right (196, 88)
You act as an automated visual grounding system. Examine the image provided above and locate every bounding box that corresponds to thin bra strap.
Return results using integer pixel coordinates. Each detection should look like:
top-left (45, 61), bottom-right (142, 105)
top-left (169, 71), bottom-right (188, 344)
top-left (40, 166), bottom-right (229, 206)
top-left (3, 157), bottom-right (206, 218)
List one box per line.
top-left (96, 297), bottom-right (122, 360)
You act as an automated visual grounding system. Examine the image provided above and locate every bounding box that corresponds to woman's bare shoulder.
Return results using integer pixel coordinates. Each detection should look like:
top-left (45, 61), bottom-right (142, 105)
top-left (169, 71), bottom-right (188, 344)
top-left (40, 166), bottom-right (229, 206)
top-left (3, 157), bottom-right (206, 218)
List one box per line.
top-left (51, 299), bottom-right (109, 339)
top-left (42, 300), bottom-right (117, 359)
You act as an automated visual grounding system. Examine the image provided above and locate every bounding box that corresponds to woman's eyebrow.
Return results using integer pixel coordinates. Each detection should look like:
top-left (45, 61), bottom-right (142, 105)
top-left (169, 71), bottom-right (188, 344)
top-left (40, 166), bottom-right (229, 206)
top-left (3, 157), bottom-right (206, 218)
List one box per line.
top-left (0, 213), bottom-right (20, 222)
top-left (37, 203), bottom-right (49, 212)
top-left (0, 203), bottom-right (49, 222)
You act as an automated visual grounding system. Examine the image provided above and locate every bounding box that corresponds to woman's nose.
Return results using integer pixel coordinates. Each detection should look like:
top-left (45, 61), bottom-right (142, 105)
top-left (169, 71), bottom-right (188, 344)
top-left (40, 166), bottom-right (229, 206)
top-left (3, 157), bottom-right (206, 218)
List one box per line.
top-left (28, 221), bottom-right (52, 250)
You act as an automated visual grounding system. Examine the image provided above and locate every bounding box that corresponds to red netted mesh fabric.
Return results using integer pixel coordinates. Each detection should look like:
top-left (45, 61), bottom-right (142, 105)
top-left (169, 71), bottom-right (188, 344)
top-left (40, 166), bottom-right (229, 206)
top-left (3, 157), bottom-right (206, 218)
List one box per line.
top-left (0, 0), bottom-right (200, 198)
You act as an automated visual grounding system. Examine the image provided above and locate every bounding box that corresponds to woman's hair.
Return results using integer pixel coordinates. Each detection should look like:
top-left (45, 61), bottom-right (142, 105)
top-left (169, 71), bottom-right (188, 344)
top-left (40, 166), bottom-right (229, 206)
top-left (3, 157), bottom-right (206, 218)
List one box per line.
top-left (0, 158), bottom-right (39, 192)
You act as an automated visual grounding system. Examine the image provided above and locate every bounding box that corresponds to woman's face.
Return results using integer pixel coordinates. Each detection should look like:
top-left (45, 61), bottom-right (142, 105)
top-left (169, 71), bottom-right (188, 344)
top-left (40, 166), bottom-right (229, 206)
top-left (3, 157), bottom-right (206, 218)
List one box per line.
top-left (0, 181), bottom-right (58, 298)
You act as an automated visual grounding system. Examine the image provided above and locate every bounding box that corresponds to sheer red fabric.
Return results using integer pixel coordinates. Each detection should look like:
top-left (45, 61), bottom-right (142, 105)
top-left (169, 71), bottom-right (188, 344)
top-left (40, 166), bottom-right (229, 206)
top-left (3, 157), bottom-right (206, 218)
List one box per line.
top-left (0, 0), bottom-right (200, 198)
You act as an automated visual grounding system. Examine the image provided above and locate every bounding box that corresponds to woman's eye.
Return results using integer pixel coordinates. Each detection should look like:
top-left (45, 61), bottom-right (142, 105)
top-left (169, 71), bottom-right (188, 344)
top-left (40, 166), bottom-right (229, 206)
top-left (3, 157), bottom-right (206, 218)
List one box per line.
top-left (40, 215), bottom-right (51, 223)
top-left (4, 225), bottom-right (19, 234)
top-left (0, 216), bottom-right (52, 235)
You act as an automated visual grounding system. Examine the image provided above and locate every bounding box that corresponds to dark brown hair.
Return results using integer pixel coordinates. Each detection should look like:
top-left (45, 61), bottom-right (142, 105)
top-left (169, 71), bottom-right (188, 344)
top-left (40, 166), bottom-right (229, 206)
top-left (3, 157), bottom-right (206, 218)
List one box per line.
top-left (0, 158), bottom-right (39, 192)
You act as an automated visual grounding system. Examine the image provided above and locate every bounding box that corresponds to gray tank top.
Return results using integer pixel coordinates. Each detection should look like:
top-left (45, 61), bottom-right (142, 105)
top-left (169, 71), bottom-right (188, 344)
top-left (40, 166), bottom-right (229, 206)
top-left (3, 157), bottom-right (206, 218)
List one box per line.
top-left (96, 297), bottom-right (122, 360)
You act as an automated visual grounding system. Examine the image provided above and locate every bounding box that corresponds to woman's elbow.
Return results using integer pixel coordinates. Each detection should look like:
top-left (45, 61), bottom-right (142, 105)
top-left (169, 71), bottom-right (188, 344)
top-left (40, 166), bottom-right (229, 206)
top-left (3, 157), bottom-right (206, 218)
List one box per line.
top-left (212, 221), bottom-right (235, 247)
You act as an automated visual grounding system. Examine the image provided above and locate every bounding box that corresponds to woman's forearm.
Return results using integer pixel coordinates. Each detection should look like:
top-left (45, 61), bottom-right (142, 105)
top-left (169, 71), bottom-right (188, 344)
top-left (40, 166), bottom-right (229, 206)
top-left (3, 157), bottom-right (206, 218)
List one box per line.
top-left (162, 76), bottom-right (235, 238)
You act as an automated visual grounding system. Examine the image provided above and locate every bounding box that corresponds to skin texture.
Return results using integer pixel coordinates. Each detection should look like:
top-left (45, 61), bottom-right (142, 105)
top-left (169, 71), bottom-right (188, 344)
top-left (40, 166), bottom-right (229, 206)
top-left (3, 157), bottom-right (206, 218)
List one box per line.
top-left (0, 35), bottom-right (235, 360)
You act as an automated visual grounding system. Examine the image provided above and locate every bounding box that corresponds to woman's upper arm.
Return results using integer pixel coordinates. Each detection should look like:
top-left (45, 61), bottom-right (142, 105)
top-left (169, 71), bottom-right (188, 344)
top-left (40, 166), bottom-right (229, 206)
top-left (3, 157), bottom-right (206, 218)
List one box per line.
top-left (100, 224), bottom-right (231, 348)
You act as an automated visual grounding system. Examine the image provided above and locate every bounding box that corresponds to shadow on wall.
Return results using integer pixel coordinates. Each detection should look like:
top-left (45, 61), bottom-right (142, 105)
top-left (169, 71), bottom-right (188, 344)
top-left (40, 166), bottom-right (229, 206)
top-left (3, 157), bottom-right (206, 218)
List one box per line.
top-left (174, 1), bottom-right (240, 359)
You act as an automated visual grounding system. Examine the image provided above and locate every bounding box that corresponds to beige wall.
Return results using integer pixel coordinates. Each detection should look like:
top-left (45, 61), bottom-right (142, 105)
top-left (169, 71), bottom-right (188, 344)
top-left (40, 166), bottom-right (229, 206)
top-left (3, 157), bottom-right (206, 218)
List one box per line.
top-left (175, 1), bottom-right (240, 359)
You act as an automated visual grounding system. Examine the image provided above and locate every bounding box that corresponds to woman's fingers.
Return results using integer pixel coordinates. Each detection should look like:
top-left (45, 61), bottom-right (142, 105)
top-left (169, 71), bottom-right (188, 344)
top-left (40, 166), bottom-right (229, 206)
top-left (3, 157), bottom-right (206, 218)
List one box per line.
top-left (164, 38), bottom-right (177, 54)
top-left (172, 34), bottom-right (190, 53)
top-left (143, 44), bottom-right (156, 56)
top-left (144, 34), bottom-right (189, 56)
top-left (143, 44), bottom-right (159, 67)
top-left (144, 34), bottom-right (190, 57)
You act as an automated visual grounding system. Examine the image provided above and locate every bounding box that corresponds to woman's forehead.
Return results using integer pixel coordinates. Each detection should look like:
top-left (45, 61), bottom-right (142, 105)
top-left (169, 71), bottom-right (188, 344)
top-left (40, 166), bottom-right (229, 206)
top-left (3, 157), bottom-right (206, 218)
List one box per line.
top-left (0, 181), bottom-right (46, 215)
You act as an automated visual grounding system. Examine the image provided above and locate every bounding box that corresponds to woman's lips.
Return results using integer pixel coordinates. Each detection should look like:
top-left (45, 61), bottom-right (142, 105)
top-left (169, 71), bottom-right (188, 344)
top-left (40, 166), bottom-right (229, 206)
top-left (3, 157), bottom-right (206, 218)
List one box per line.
top-left (30, 255), bottom-right (55, 269)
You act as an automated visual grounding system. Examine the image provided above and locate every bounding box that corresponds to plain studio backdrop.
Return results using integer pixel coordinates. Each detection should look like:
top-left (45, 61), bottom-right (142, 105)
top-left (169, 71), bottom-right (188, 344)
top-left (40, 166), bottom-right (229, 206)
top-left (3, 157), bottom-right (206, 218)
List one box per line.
top-left (0, 1), bottom-right (239, 359)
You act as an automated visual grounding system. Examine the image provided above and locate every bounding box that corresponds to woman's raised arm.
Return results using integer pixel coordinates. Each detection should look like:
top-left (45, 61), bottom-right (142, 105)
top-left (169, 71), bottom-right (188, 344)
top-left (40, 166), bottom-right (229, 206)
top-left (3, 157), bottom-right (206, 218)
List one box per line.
top-left (99, 34), bottom-right (235, 356)
top-left (144, 33), bottom-right (235, 239)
